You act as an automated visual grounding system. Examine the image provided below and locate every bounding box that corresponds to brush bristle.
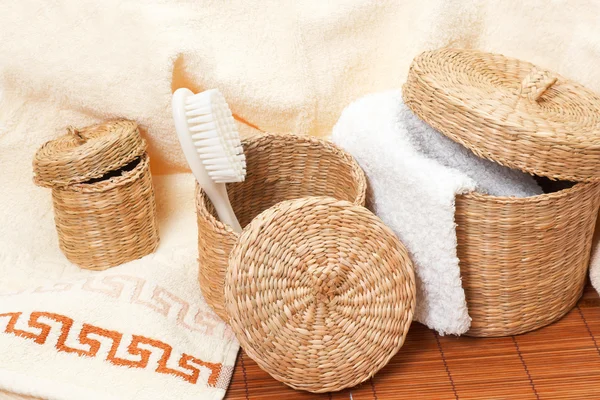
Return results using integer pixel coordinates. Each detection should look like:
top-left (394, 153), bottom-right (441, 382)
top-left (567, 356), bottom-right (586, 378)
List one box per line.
top-left (184, 89), bottom-right (246, 183)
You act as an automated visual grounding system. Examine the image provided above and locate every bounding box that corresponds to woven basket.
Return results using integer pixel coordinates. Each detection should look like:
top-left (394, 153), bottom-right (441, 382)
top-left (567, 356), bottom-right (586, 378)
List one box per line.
top-left (404, 48), bottom-right (600, 337)
top-left (196, 133), bottom-right (367, 321)
top-left (456, 183), bottom-right (600, 336)
top-left (196, 133), bottom-right (416, 392)
top-left (33, 120), bottom-right (159, 270)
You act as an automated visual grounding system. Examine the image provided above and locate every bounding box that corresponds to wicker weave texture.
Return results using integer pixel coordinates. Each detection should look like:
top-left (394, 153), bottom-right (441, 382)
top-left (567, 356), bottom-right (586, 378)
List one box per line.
top-left (196, 133), bottom-right (367, 321)
top-left (404, 47), bottom-right (600, 336)
top-left (403, 48), bottom-right (600, 182)
top-left (33, 120), bottom-right (146, 187)
top-left (52, 154), bottom-right (159, 270)
top-left (225, 197), bottom-right (416, 393)
top-left (456, 181), bottom-right (600, 337)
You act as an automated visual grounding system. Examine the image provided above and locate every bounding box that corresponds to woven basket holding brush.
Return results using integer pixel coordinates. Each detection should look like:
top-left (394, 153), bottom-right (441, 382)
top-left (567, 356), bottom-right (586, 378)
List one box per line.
top-left (196, 133), bottom-right (416, 392)
top-left (196, 133), bottom-right (367, 320)
top-left (33, 119), bottom-right (159, 270)
top-left (404, 48), bottom-right (600, 337)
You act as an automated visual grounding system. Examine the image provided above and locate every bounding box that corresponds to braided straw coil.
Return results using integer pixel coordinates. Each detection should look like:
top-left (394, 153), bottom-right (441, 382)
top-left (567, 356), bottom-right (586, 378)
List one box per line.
top-left (403, 48), bottom-right (600, 182)
top-left (196, 133), bottom-right (367, 321)
top-left (225, 197), bottom-right (416, 393)
top-left (33, 119), bottom-right (146, 187)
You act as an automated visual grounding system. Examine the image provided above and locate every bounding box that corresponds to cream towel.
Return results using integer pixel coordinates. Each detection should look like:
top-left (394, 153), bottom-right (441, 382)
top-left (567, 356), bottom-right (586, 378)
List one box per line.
top-left (2, 0), bottom-right (600, 173)
top-left (0, 94), bottom-right (238, 399)
top-left (1, 0), bottom-right (600, 396)
top-left (0, 262), bottom-right (238, 400)
top-left (332, 90), bottom-right (542, 335)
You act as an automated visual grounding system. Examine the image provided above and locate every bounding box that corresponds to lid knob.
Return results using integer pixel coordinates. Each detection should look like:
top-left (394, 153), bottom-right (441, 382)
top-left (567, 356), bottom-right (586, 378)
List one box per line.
top-left (66, 126), bottom-right (87, 144)
top-left (519, 68), bottom-right (558, 102)
top-left (309, 263), bottom-right (341, 303)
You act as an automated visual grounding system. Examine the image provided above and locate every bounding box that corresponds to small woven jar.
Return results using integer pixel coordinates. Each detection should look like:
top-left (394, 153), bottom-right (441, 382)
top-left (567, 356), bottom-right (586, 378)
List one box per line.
top-left (404, 48), bottom-right (600, 337)
top-left (33, 120), bottom-right (159, 270)
top-left (197, 133), bottom-right (416, 392)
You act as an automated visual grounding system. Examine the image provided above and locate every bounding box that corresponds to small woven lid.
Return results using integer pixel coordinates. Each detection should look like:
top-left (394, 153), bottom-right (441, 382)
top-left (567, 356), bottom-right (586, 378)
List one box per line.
top-left (33, 119), bottom-right (146, 187)
top-left (403, 48), bottom-right (600, 182)
top-left (225, 197), bottom-right (416, 393)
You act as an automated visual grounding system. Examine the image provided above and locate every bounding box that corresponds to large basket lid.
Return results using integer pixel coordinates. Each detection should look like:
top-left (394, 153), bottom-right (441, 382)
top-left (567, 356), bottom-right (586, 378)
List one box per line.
top-left (33, 119), bottom-right (146, 187)
top-left (225, 197), bottom-right (416, 393)
top-left (403, 48), bottom-right (600, 182)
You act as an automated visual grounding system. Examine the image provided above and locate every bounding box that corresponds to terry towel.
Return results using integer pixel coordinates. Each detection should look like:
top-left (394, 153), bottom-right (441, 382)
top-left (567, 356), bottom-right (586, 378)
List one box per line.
top-left (1, 2), bottom-right (600, 397)
top-left (332, 90), bottom-right (542, 335)
top-left (0, 263), bottom-right (238, 400)
top-left (0, 88), bottom-right (239, 399)
top-left (2, 1), bottom-right (600, 175)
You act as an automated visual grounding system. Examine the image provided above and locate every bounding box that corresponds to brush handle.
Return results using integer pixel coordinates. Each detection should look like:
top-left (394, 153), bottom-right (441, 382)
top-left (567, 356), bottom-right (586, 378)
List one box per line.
top-left (209, 183), bottom-right (243, 233)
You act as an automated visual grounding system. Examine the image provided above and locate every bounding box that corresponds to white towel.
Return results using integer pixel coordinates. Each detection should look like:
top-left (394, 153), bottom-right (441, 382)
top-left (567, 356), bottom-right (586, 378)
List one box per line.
top-left (589, 214), bottom-right (600, 294)
top-left (332, 90), bottom-right (542, 335)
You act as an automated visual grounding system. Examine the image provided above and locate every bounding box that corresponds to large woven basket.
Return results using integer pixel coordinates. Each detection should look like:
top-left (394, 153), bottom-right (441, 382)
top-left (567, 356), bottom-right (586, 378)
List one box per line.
top-left (404, 48), bottom-right (600, 337)
top-left (196, 133), bottom-right (367, 321)
top-left (196, 133), bottom-right (416, 392)
top-left (33, 120), bottom-right (159, 270)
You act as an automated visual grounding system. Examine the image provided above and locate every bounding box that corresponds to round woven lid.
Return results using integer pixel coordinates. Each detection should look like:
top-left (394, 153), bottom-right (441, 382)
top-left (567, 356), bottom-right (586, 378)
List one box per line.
top-left (403, 48), bottom-right (600, 182)
top-left (225, 197), bottom-right (416, 393)
top-left (33, 119), bottom-right (146, 187)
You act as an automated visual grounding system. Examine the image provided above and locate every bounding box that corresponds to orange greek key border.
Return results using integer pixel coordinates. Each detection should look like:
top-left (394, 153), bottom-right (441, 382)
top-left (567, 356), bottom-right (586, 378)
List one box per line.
top-left (0, 311), bottom-right (232, 389)
top-left (0, 274), bottom-right (235, 341)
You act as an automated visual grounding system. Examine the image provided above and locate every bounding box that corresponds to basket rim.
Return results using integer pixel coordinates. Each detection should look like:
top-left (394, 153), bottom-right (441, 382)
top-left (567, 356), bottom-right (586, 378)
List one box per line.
top-left (460, 180), bottom-right (596, 205)
top-left (61, 153), bottom-right (150, 193)
top-left (195, 132), bottom-right (367, 235)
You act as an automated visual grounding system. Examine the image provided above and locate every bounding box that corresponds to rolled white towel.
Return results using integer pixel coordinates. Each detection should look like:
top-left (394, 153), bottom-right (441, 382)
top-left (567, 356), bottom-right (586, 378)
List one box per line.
top-left (399, 102), bottom-right (543, 197)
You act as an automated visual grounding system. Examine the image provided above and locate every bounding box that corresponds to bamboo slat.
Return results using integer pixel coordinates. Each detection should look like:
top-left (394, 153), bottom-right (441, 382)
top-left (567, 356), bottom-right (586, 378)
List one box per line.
top-left (226, 284), bottom-right (600, 400)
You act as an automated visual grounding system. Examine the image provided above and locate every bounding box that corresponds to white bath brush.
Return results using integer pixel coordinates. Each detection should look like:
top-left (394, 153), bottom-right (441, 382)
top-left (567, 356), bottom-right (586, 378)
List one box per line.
top-left (172, 88), bottom-right (246, 233)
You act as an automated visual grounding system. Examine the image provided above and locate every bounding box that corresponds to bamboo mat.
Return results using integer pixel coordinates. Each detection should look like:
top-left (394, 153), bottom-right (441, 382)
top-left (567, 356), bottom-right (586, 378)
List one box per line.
top-left (225, 284), bottom-right (600, 400)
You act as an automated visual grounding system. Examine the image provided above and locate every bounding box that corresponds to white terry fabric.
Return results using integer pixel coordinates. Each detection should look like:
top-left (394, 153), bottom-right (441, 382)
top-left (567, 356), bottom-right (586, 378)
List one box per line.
top-left (399, 106), bottom-right (544, 197)
top-left (589, 214), bottom-right (600, 295)
top-left (331, 90), bottom-right (542, 335)
top-left (0, 267), bottom-right (238, 400)
top-left (0, 92), bottom-right (238, 400)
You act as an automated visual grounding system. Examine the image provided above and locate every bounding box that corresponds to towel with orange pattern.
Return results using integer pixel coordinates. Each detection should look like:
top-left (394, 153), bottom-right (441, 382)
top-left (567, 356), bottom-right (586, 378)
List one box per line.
top-left (0, 271), bottom-right (238, 400)
top-left (0, 174), bottom-right (239, 400)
